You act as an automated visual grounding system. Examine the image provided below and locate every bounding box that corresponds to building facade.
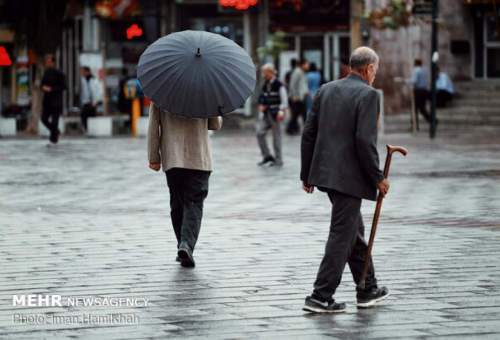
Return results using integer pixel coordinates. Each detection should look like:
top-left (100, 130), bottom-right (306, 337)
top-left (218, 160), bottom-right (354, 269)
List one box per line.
top-left (366, 0), bottom-right (500, 114)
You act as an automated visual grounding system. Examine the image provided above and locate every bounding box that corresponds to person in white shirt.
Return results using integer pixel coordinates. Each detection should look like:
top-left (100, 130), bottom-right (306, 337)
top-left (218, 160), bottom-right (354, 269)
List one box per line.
top-left (435, 67), bottom-right (455, 108)
top-left (80, 66), bottom-right (102, 131)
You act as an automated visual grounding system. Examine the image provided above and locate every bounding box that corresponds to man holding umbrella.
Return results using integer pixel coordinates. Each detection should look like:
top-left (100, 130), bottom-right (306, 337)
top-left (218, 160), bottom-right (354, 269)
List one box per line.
top-left (148, 105), bottom-right (222, 268)
top-left (301, 47), bottom-right (390, 313)
top-left (140, 30), bottom-right (256, 268)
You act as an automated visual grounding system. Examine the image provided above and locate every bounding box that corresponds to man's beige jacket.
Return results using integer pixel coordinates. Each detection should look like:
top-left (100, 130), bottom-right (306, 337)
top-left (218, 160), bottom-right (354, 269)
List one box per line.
top-left (147, 103), bottom-right (222, 172)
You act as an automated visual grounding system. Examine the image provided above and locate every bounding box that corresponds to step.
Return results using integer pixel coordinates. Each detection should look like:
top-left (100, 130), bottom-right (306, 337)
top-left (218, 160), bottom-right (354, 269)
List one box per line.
top-left (437, 107), bottom-right (500, 116)
top-left (455, 81), bottom-right (500, 92)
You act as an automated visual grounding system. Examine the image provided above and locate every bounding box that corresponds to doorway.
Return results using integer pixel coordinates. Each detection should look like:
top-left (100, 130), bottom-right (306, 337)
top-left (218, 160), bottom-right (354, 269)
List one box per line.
top-left (280, 32), bottom-right (350, 83)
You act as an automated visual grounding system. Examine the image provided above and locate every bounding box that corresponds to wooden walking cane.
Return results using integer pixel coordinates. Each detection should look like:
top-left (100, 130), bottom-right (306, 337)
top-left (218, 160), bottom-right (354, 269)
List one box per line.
top-left (358, 144), bottom-right (408, 290)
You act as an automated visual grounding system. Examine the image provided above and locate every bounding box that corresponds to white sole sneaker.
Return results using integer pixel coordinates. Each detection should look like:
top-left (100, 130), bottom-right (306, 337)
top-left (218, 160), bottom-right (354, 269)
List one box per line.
top-left (356, 292), bottom-right (390, 308)
top-left (302, 305), bottom-right (346, 314)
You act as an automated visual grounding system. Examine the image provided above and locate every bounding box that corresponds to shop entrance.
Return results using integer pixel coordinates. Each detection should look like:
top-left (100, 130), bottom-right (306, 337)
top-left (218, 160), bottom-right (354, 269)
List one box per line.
top-left (280, 32), bottom-right (350, 83)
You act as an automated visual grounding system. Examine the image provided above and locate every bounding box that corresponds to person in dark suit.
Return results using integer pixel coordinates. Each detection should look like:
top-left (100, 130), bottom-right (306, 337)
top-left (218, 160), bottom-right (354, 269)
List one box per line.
top-left (301, 47), bottom-right (390, 313)
top-left (41, 54), bottom-right (66, 144)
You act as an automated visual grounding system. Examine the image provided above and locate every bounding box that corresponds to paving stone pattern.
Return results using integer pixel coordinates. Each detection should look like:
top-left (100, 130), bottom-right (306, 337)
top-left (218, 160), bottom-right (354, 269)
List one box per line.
top-left (0, 130), bottom-right (499, 339)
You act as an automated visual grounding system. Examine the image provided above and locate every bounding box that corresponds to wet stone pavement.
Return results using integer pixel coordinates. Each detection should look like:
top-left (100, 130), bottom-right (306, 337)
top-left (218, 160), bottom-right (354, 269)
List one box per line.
top-left (0, 129), bottom-right (500, 339)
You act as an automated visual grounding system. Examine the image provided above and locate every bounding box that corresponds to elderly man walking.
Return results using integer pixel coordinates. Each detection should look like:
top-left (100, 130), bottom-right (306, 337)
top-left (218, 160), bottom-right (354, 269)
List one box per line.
top-left (301, 47), bottom-right (390, 313)
top-left (148, 104), bottom-right (222, 267)
top-left (256, 63), bottom-right (288, 167)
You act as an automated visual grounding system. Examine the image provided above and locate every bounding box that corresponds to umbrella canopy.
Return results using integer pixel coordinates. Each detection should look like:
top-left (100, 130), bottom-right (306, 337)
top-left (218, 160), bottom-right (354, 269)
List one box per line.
top-left (137, 30), bottom-right (256, 118)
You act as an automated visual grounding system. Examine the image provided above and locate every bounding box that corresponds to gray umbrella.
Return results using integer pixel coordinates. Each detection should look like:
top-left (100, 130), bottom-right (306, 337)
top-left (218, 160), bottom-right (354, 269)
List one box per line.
top-left (137, 30), bottom-right (256, 118)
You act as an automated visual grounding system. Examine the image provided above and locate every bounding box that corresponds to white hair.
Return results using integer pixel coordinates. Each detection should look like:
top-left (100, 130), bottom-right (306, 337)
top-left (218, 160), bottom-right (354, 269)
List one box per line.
top-left (349, 47), bottom-right (379, 70)
top-left (261, 63), bottom-right (276, 72)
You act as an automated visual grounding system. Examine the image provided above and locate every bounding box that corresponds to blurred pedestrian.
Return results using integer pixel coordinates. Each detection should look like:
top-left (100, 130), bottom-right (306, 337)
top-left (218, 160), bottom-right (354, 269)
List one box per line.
top-left (301, 47), bottom-right (389, 313)
top-left (411, 58), bottom-right (431, 123)
top-left (306, 62), bottom-right (322, 113)
top-left (118, 67), bottom-right (132, 116)
top-left (287, 59), bottom-right (309, 135)
top-left (79, 66), bottom-right (101, 131)
top-left (148, 104), bottom-right (222, 268)
top-left (284, 58), bottom-right (297, 91)
top-left (435, 66), bottom-right (454, 108)
top-left (41, 54), bottom-right (66, 145)
top-left (256, 63), bottom-right (288, 167)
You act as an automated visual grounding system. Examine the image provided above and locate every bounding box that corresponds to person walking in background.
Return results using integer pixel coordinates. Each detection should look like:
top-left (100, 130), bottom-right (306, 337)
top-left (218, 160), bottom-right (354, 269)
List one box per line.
top-left (41, 54), bottom-right (66, 145)
top-left (306, 62), bottom-right (322, 113)
top-left (256, 63), bottom-right (288, 167)
top-left (287, 59), bottom-right (309, 135)
top-left (411, 58), bottom-right (431, 124)
top-left (148, 104), bottom-right (222, 268)
top-left (79, 66), bottom-right (101, 131)
top-left (284, 58), bottom-right (297, 91)
top-left (301, 47), bottom-right (389, 313)
top-left (118, 67), bottom-right (132, 118)
top-left (435, 66), bottom-right (455, 108)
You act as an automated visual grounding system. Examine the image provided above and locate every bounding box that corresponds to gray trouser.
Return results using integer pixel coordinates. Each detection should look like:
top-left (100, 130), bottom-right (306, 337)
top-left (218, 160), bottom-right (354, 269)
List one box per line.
top-left (256, 114), bottom-right (282, 162)
top-left (313, 190), bottom-right (377, 301)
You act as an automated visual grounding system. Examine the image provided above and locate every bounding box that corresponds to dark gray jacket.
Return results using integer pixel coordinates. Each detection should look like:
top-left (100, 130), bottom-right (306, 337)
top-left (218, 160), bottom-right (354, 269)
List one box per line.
top-left (300, 74), bottom-right (384, 201)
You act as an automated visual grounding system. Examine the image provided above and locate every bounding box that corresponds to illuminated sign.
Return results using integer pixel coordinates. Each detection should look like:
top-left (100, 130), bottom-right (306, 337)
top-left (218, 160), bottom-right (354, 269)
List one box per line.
top-left (219, 0), bottom-right (258, 10)
top-left (126, 24), bottom-right (143, 40)
top-left (0, 46), bottom-right (12, 66)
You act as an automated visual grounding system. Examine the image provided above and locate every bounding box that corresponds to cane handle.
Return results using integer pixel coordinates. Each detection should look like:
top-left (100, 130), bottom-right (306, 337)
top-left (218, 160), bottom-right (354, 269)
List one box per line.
top-left (386, 144), bottom-right (408, 156)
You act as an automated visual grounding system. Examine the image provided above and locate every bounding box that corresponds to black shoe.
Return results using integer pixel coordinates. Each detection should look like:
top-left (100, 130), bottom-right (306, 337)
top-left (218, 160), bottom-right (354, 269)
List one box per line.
top-left (357, 286), bottom-right (389, 308)
top-left (302, 296), bottom-right (346, 314)
top-left (257, 156), bottom-right (275, 166)
top-left (177, 245), bottom-right (195, 268)
top-left (175, 256), bottom-right (181, 262)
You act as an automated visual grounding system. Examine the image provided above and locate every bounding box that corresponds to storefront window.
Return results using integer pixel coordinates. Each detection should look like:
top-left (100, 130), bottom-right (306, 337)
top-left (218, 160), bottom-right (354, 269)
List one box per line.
top-left (178, 4), bottom-right (245, 47)
top-left (487, 48), bottom-right (500, 78)
top-left (486, 15), bottom-right (500, 42)
top-left (485, 14), bottom-right (500, 78)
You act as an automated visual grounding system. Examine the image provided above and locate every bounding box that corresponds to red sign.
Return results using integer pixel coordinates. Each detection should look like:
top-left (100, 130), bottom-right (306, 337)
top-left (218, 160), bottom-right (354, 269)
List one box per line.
top-left (0, 46), bottom-right (12, 67)
top-left (219, 0), bottom-right (258, 10)
top-left (126, 24), bottom-right (143, 40)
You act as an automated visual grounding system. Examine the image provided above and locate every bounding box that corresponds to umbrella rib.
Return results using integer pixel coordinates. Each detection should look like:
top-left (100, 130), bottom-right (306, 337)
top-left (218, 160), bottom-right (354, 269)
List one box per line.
top-left (206, 64), bottom-right (249, 109)
top-left (139, 61), bottom-right (182, 86)
top-left (210, 56), bottom-right (256, 81)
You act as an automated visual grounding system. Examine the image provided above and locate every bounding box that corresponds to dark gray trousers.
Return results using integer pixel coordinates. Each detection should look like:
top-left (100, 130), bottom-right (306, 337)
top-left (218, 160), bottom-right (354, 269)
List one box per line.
top-left (313, 190), bottom-right (377, 301)
top-left (166, 168), bottom-right (210, 252)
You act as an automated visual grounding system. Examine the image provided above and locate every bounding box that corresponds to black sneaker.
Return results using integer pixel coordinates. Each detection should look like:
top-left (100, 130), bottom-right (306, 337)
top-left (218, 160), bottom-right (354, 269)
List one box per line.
top-left (257, 156), bottom-right (275, 166)
top-left (302, 296), bottom-right (346, 314)
top-left (177, 245), bottom-right (195, 268)
top-left (357, 286), bottom-right (389, 308)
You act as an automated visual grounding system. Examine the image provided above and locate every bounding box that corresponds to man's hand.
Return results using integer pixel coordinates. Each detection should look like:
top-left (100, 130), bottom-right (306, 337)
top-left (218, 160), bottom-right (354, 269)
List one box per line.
top-left (303, 182), bottom-right (314, 194)
top-left (377, 178), bottom-right (390, 197)
top-left (42, 85), bottom-right (52, 92)
top-left (277, 110), bottom-right (285, 122)
top-left (149, 163), bottom-right (161, 172)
